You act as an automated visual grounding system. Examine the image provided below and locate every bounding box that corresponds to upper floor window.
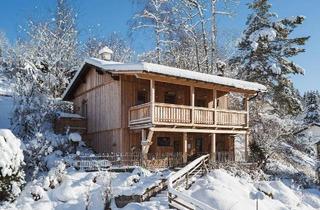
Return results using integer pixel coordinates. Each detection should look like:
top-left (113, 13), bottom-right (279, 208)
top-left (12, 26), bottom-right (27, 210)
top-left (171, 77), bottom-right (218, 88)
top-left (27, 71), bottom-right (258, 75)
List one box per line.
top-left (195, 99), bottom-right (206, 107)
top-left (165, 91), bottom-right (176, 104)
top-left (137, 90), bottom-right (148, 105)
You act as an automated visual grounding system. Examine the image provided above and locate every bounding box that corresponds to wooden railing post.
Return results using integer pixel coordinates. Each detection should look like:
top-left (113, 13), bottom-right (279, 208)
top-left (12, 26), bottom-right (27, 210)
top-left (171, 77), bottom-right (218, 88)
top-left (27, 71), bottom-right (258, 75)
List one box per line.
top-left (213, 89), bottom-right (217, 125)
top-left (150, 80), bottom-right (155, 123)
top-left (190, 86), bottom-right (195, 124)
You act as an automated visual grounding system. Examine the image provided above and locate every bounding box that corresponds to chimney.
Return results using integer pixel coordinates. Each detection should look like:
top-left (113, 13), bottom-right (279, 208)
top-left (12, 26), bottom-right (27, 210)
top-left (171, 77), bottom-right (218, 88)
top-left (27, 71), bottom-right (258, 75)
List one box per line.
top-left (98, 46), bottom-right (113, 61)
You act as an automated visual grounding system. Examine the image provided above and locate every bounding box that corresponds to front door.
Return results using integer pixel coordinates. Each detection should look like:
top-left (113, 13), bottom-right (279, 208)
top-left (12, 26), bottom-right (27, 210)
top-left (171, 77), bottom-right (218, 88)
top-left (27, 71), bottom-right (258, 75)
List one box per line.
top-left (195, 136), bottom-right (203, 154)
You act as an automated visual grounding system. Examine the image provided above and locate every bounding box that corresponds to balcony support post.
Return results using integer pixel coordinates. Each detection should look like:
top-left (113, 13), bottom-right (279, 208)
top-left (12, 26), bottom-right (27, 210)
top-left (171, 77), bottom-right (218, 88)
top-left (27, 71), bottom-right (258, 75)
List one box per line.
top-left (244, 94), bottom-right (249, 127)
top-left (210, 133), bottom-right (216, 162)
top-left (213, 89), bottom-right (217, 125)
top-left (150, 80), bottom-right (155, 123)
top-left (183, 132), bottom-right (188, 164)
top-left (190, 86), bottom-right (195, 124)
top-left (141, 129), bottom-right (154, 166)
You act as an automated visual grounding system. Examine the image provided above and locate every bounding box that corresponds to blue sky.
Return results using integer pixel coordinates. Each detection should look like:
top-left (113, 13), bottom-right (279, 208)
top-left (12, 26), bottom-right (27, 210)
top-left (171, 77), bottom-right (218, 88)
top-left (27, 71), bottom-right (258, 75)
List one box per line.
top-left (0, 0), bottom-right (318, 93)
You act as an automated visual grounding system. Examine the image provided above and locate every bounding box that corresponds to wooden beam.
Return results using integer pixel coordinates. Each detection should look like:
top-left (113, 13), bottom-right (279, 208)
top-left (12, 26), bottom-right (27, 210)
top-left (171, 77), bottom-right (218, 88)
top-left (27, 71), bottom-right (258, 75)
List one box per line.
top-left (150, 80), bottom-right (155, 123)
top-left (183, 133), bottom-right (188, 164)
top-left (190, 86), bottom-right (195, 124)
top-left (153, 121), bottom-right (247, 129)
top-left (213, 89), bottom-right (217, 126)
top-left (142, 129), bottom-right (146, 142)
top-left (211, 134), bottom-right (216, 162)
top-left (149, 127), bottom-right (247, 134)
top-left (244, 94), bottom-right (249, 127)
top-left (135, 73), bottom-right (256, 95)
top-left (141, 129), bottom-right (154, 165)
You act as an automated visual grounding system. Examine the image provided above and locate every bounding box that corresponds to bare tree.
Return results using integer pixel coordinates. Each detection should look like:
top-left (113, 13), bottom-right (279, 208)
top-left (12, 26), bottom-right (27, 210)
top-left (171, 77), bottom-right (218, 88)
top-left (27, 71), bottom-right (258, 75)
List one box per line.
top-left (131, 0), bottom-right (175, 64)
top-left (132, 0), bottom-right (238, 74)
top-left (85, 32), bottom-right (134, 63)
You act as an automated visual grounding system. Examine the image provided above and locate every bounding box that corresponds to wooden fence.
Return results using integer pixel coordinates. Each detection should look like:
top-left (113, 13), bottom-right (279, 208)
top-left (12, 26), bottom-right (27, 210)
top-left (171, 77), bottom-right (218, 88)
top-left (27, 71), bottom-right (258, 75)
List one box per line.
top-left (73, 153), bottom-right (184, 171)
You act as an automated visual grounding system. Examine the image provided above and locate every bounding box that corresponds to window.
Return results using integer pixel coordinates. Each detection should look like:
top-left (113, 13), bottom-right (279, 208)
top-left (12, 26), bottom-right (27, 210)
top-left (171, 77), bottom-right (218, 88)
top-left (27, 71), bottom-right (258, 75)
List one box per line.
top-left (195, 99), bottom-right (206, 107)
top-left (81, 100), bottom-right (88, 118)
top-left (157, 137), bottom-right (171, 147)
top-left (164, 91), bottom-right (176, 104)
top-left (137, 90), bottom-right (148, 105)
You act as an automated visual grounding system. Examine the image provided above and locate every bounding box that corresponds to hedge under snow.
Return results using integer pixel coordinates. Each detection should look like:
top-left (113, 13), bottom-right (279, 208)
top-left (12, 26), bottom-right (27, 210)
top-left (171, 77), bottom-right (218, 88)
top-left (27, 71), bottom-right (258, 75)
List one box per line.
top-left (0, 129), bottom-right (24, 177)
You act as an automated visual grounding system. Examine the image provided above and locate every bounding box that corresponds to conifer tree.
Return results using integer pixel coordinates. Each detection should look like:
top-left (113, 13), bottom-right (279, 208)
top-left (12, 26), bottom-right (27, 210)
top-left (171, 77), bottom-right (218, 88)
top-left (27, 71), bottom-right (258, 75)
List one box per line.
top-left (232, 0), bottom-right (309, 115)
top-left (304, 91), bottom-right (320, 124)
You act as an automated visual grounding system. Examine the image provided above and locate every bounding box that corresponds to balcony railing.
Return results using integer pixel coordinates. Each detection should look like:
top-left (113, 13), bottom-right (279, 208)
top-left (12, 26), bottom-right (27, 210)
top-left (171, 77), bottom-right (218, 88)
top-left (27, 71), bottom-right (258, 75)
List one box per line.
top-left (128, 102), bottom-right (248, 128)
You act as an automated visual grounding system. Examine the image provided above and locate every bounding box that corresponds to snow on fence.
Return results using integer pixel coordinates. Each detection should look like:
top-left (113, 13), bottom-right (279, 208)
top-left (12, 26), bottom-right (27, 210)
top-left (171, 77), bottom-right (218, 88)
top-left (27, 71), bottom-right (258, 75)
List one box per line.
top-left (168, 154), bottom-right (217, 210)
top-left (73, 153), bottom-right (184, 171)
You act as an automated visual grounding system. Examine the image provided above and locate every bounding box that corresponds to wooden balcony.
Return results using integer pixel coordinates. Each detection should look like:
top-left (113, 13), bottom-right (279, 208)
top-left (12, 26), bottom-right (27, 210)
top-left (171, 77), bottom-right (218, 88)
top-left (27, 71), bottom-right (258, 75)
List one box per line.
top-left (129, 102), bottom-right (248, 129)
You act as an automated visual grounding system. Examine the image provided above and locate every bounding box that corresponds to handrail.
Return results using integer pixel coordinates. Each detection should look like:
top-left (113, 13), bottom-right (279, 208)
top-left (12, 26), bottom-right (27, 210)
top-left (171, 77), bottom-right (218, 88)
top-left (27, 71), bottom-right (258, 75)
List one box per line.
top-left (193, 106), bottom-right (214, 111)
top-left (168, 154), bottom-right (216, 210)
top-left (154, 102), bottom-right (193, 109)
top-left (216, 109), bottom-right (247, 114)
top-left (128, 102), bottom-right (248, 128)
top-left (129, 102), bottom-right (151, 111)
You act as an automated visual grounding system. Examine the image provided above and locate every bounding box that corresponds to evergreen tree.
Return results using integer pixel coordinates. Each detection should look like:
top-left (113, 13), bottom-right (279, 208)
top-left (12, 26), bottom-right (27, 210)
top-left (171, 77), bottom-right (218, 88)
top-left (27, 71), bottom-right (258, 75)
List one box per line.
top-left (304, 91), bottom-right (320, 124)
top-left (232, 0), bottom-right (309, 115)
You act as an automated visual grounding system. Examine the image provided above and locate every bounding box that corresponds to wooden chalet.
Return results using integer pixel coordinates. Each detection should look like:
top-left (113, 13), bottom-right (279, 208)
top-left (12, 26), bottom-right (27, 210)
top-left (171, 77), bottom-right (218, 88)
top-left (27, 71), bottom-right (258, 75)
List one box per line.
top-left (61, 50), bottom-right (266, 163)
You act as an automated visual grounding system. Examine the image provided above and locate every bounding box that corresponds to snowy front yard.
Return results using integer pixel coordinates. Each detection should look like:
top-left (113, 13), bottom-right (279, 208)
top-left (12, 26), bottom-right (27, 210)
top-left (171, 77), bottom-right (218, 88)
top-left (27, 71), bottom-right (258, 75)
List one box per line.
top-left (2, 164), bottom-right (319, 210)
top-left (184, 169), bottom-right (320, 210)
top-left (0, 166), bottom-right (171, 210)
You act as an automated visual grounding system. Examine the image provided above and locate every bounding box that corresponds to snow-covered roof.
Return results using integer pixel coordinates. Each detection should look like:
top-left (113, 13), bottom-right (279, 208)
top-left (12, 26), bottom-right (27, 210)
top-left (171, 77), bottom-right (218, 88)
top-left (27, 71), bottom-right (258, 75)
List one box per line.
top-left (62, 57), bottom-right (266, 100)
top-left (57, 111), bottom-right (84, 119)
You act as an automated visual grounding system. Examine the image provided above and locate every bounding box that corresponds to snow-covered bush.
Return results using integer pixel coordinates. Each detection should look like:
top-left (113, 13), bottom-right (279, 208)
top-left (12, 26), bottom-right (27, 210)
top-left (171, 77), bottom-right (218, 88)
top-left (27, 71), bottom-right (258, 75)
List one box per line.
top-left (0, 129), bottom-right (25, 202)
top-left (43, 162), bottom-right (66, 190)
top-left (23, 131), bottom-right (72, 179)
top-left (69, 132), bottom-right (82, 153)
top-left (30, 185), bottom-right (45, 201)
top-left (250, 107), bottom-right (296, 168)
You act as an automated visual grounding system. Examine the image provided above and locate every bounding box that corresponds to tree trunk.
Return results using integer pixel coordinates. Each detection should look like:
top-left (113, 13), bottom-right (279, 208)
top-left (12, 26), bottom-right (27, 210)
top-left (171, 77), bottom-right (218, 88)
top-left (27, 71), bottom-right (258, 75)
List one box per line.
top-left (210, 0), bottom-right (217, 74)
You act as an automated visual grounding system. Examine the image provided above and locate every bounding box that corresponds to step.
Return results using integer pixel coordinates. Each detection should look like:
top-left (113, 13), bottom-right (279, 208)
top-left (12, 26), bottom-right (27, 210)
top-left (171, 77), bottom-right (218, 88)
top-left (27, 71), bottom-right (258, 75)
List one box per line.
top-left (150, 196), bottom-right (168, 202)
top-left (141, 200), bottom-right (171, 209)
top-left (157, 191), bottom-right (168, 197)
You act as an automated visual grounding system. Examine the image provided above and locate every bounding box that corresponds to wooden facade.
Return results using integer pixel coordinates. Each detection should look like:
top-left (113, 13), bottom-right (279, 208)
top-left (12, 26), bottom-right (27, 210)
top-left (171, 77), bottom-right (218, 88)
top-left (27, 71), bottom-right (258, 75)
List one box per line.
top-left (63, 62), bottom-right (258, 162)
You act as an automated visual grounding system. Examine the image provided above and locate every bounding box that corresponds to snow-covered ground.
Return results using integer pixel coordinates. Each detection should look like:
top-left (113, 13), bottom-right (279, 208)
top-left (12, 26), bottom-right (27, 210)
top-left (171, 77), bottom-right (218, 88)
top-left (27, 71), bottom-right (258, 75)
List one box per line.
top-left (0, 166), bottom-right (171, 210)
top-left (184, 169), bottom-right (320, 210)
top-left (1, 165), bottom-right (319, 210)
